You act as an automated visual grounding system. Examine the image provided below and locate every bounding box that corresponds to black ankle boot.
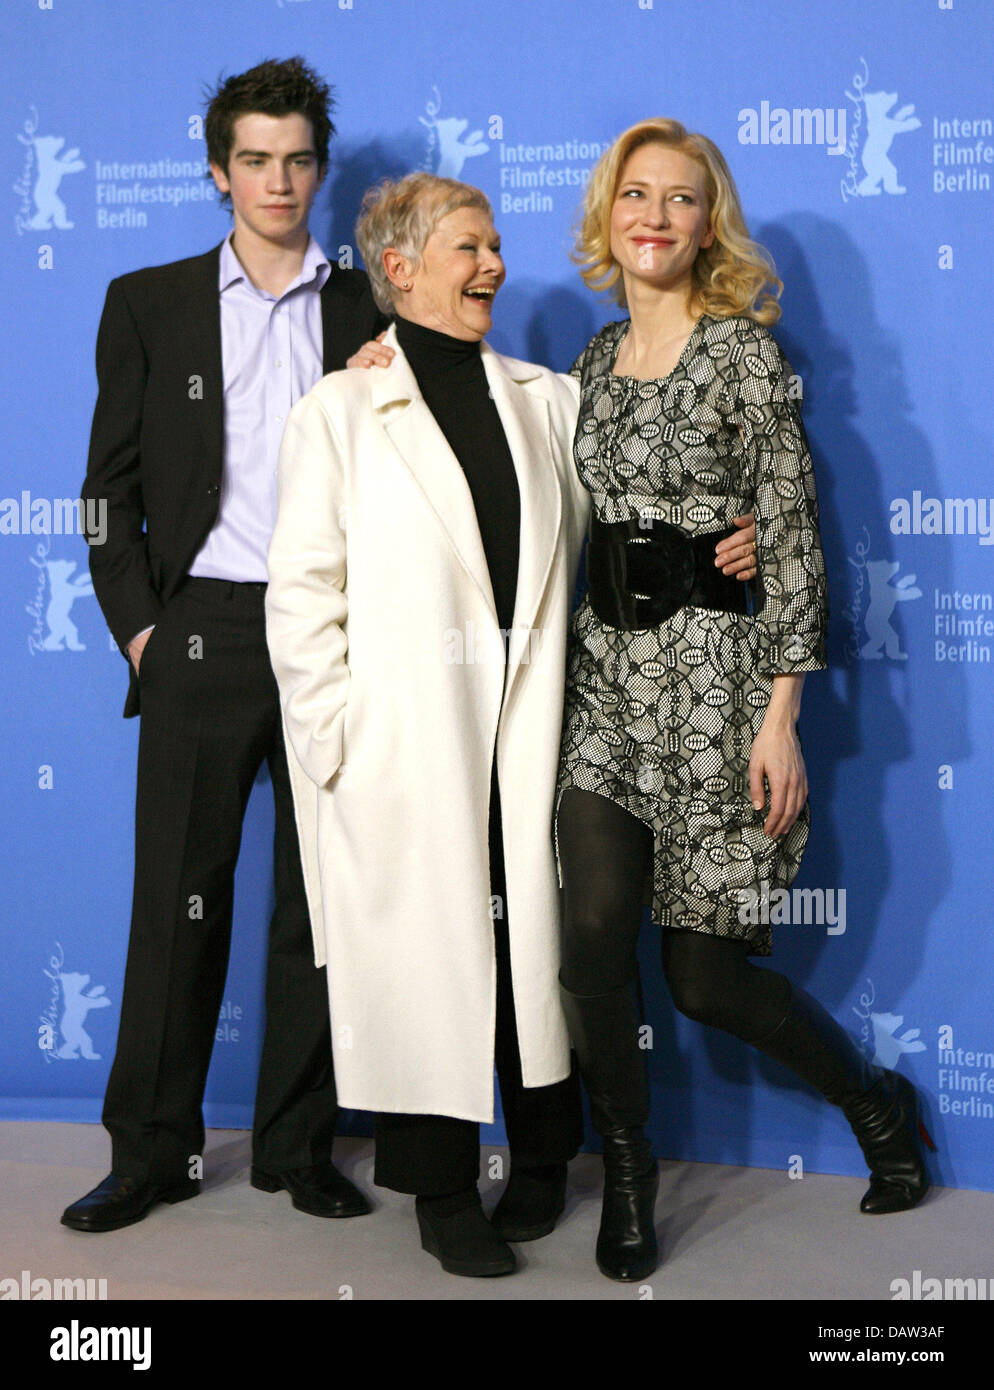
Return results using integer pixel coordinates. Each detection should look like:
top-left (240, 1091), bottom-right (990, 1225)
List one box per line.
top-left (842, 1070), bottom-right (935, 1214)
top-left (597, 1132), bottom-right (659, 1281)
top-left (559, 980), bottom-right (659, 1281)
top-left (751, 986), bottom-right (934, 1214)
top-left (491, 1162), bottom-right (567, 1241)
top-left (415, 1187), bottom-right (517, 1277)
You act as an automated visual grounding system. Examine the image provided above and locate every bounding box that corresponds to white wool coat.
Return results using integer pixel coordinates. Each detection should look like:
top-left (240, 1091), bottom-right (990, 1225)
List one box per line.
top-left (266, 324), bottom-right (588, 1122)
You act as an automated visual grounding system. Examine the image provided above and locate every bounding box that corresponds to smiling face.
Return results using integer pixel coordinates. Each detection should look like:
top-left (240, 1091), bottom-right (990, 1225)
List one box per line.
top-left (609, 142), bottom-right (714, 298)
top-left (394, 206), bottom-right (505, 341)
top-left (209, 111), bottom-right (324, 253)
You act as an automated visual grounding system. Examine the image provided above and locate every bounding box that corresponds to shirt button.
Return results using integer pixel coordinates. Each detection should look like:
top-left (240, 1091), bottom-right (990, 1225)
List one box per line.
top-left (275, 360), bottom-right (283, 368)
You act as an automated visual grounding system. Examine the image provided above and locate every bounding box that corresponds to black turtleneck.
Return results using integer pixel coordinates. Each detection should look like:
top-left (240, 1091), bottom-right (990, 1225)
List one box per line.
top-left (395, 316), bottom-right (520, 635)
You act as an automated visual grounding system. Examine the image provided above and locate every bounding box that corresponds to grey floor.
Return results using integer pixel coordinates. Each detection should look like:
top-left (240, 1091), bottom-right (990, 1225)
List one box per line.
top-left (2, 1121), bottom-right (990, 1302)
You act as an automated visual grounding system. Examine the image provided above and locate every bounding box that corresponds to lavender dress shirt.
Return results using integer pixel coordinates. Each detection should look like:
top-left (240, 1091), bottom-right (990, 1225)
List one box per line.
top-left (187, 233), bottom-right (330, 582)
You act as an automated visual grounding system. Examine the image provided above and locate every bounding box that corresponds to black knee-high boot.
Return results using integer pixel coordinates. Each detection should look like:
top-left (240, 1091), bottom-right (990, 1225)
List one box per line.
top-left (750, 985), bottom-right (934, 1213)
top-left (559, 979), bottom-right (659, 1280)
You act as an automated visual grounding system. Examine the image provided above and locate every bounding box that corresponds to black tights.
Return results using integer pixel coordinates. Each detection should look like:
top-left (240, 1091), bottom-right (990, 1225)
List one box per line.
top-left (557, 789), bottom-right (792, 1044)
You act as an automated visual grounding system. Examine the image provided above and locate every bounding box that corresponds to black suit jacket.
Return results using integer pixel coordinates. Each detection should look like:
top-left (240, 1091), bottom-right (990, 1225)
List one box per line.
top-left (81, 243), bottom-right (387, 716)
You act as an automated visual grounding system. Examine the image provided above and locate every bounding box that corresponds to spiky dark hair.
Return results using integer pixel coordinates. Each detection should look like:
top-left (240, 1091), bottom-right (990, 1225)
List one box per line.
top-left (205, 57), bottom-right (336, 206)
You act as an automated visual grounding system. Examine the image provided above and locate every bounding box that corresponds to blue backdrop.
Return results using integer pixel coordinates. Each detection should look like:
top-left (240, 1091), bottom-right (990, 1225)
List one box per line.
top-left (3, 0), bottom-right (992, 1193)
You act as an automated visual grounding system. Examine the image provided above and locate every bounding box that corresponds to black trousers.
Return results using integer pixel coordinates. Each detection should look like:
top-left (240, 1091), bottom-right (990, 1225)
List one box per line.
top-left (102, 578), bottom-right (337, 1182)
top-left (374, 777), bottom-right (583, 1197)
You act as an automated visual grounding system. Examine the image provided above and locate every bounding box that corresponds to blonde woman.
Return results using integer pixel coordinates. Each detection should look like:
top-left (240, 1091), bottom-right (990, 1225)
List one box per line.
top-left (556, 119), bottom-right (932, 1282)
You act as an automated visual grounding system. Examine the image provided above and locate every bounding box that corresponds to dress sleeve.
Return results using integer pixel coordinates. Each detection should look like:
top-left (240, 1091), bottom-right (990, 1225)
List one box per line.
top-left (266, 391), bottom-right (350, 787)
top-left (726, 324), bottom-right (828, 675)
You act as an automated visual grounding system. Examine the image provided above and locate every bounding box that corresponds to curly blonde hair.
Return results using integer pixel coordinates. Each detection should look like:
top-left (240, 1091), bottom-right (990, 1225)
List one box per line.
top-left (575, 118), bottom-right (781, 325)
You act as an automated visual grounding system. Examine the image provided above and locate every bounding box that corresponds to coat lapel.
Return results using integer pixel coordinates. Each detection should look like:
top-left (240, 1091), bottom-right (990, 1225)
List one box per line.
top-left (320, 270), bottom-right (339, 371)
top-left (481, 345), bottom-right (562, 676)
top-left (178, 245), bottom-right (224, 467)
top-left (371, 327), bottom-right (563, 662)
top-left (373, 325), bottom-right (496, 620)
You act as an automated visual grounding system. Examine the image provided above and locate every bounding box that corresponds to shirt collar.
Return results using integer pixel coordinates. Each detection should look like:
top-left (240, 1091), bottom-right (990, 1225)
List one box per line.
top-left (219, 233), bottom-right (331, 298)
top-left (297, 236), bottom-right (331, 295)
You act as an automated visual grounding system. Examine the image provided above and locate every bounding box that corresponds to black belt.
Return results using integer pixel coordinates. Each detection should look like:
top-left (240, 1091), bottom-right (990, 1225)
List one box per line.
top-left (587, 516), bottom-right (749, 630)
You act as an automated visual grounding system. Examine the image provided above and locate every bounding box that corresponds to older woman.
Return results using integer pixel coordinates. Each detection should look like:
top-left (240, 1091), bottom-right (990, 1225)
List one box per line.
top-left (265, 173), bottom-right (592, 1277)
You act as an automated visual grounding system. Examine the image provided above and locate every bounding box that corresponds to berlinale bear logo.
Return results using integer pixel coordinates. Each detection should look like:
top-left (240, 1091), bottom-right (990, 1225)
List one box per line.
top-left (38, 559), bottom-right (95, 652)
top-left (17, 128), bottom-right (85, 230)
top-left (840, 59), bottom-right (920, 202)
top-left (420, 86), bottom-right (488, 180)
top-left (844, 528), bottom-right (923, 664)
top-left (860, 560), bottom-right (922, 661)
top-left (55, 972), bottom-right (111, 1060)
top-left (40, 944), bottom-right (112, 1063)
top-left (857, 89), bottom-right (921, 196)
top-left (869, 1011), bottom-right (927, 1070)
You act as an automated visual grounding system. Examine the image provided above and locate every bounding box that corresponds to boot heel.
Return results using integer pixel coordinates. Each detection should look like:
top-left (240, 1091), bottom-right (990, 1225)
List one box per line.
top-left (162, 1182), bottom-right (200, 1205)
top-left (249, 1168), bottom-right (283, 1194)
top-left (415, 1205), bottom-right (441, 1259)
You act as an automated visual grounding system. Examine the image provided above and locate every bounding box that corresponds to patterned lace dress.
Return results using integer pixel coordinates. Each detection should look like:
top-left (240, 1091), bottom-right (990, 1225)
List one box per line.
top-left (557, 314), bottom-right (828, 954)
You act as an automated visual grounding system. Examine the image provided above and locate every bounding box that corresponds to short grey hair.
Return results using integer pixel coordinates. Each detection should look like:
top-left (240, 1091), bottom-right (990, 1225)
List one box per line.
top-left (355, 172), bottom-right (493, 314)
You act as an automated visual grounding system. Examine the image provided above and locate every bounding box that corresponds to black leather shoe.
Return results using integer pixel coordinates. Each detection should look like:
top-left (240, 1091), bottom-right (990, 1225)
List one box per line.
top-left (491, 1162), bottom-right (568, 1241)
top-left (416, 1190), bottom-right (517, 1277)
top-left (61, 1172), bottom-right (200, 1233)
top-left (250, 1162), bottom-right (371, 1218)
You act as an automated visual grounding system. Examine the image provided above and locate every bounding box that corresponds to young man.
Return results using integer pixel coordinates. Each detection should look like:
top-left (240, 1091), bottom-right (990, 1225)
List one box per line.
top-left (65, 57), bottom-right (387, 1232)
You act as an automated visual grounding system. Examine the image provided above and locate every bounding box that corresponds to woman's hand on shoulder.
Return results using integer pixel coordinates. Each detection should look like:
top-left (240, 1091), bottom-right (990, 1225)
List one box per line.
top-left (347, 331), bottom-right (394, 370)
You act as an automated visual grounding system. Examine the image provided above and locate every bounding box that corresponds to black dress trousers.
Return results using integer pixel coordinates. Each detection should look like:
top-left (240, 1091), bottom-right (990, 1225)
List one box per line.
top-left (373, 774), bottom-right (583, 1196)
top-left (101, 578), bottom-right (337, 1181)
